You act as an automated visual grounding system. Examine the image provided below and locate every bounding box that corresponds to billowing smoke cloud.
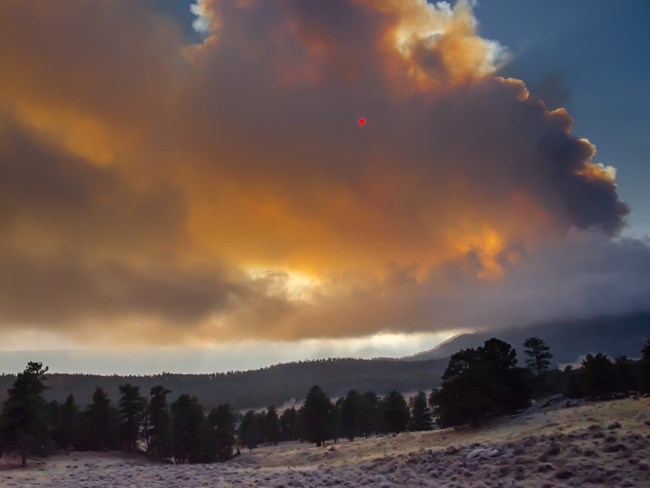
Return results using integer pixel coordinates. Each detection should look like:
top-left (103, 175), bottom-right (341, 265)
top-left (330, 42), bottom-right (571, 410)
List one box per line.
top-left (0, 0), bottom-right (644, 347)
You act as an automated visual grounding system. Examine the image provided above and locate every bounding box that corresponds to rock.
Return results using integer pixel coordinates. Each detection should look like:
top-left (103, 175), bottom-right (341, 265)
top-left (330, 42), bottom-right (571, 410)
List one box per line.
top-left (602, 443), bottom-right (628, 453)
top-left (538, 463), bottom-right (555, 472)
top-left (543, 444), bottom-right (561, 457)
top-left (555, 470), bottom-right (573, 479)
top-left (514, 456), bottom-right (535, 466)
top-left (445, 445), bottom-right (459, 455)
top-left (472, 483), bottom-right (490, 488)
top-left (514, 464), bottom-right (526, 480)
top-left (585, 472), bottom-right (605, 483)
top-left (466, 448), bottom-right (500, 461)
top-left (607, 422), bottom-right (622, 430)
top-left (568, 445), bottom-right (582, 455)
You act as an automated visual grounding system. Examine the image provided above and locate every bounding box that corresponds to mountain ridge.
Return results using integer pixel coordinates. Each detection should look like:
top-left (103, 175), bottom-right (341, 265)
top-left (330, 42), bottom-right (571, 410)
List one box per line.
top-left (1, 311), bottom-right (647, 410)
top-left (402, 311), bottom-right (650, 364)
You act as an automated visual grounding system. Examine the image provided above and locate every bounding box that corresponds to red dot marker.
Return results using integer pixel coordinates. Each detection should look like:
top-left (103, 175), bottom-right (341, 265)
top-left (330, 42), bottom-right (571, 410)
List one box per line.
top-left (358, 117), bottom-right (366, 126)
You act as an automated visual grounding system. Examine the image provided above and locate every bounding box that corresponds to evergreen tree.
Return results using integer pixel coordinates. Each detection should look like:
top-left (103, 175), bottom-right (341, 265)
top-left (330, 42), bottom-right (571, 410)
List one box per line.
top-left (279, 407), bottom-right (298, 442)
top-left (581, 353), bottom-right (617, 399)
top-left (146, 385), bottom-right (171, 461)
top-left (170, 394), bottom-right (205, 464)
top-left (301, 386), bottom-right (333, 447)
top-left (523, 337), bottom-right (553, 376)
top-left (118, 384), bottom-right (146, 453)
top-left (264, 405), bottom-right (280, 446)
top-left (82, 387), bottom-right (117, 451)
top-left (358, 391), bottom-right (379, 438)
top-left (431, 348), bottom-right (487, 427)
top-left (562, 365), bottom-right (584, 399)
top-left (239, 410), bottom-right (261, 453)
top-left (0, 362), bottom-right (50, 467)
top-left (331, 398), bottom-right (343, 443)
top-left (432, 339), bottom-right (530, 427)
top-left (201, 409), bottom-right (219, 463)
top-left (408, 391), bottom-right (432, 431)
top-left (254, 412), bottom-right (267, 445)
top-left (53, 394), bottom-right (80, 453)
top-left (341, 390), bottom-right (361, 441)
top-left (481, 338), bottom-right (530, 415)
top-left (45, 400), bottom-right (60, 447)
top-left (208, 403), bottom-right (236, 461)
top-left (380, 391), bottom-right (410, 434)
top-left (641, 339), bottom-right (650, 393)
top-left (614, 355), bottom-right (637, 393)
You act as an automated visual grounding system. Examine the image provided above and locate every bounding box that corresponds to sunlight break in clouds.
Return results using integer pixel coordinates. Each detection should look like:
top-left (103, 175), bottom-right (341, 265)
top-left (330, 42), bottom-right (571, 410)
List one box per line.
top-left (0, 0), bottom-right (647, 355)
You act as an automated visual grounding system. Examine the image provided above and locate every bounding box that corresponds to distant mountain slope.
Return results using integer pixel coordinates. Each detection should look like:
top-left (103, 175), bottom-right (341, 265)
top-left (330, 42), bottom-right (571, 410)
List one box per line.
top-left (403, 312), bottom-right (650, 364)
top-left (2, 312), bottom-right (646, 411)
top-left (0, 357), bottom-right (447, 411)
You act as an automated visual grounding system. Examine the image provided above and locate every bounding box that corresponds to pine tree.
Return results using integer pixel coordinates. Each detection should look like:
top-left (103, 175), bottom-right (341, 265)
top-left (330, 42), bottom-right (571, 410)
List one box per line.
top-left (170, 394), bottom-right (205, 464)
top-left (83, 387), bottom-right (116, 451)
top-left (0, 362), bottom-right (50, 467)
top-left (641, 339), bottom-right (650, 394)
top-left (523, 337), bottom-right (553, 376)
top-left (331, 398), bottom-right (343, 443)
top-left (432, 339), bottom-right (530, 427)
top-left (146, 385), bottom-right (171, 461)
top-left (431, 347), bottom-right (487, 427)
top-left (301, 386), bottom-right (333, 447)
top-left (614, 355), bottom-right (637, 393)
top-left (264, 405), bottom-right (280, 446)
top-left (358, 391), bottom-right (379, 438)
top-left (482, 338), bottom-right (530, 415)
top-left (581, 353), bottom-right (617, 399)
top-left (239, 410), bottom-right (261, 453)
top-left (279, 407), bottom-right (298, 441)
top-left (380, 391), bottom-right (410, 434)
top-left (341, 390), bottom-right (361, 441)
top-left (118, 384), bottom-right (146, 453)
top-left (408, 391), bottom-right (432, 431)
top-left (209, 403), bottom-right (235, 461)
top-left (53, 394), bottom-right (79, 453)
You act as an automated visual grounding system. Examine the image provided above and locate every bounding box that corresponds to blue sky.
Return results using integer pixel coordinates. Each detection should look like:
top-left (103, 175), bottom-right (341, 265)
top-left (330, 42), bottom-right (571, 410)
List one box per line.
top-left (476, 0), bottom-right (650, 237)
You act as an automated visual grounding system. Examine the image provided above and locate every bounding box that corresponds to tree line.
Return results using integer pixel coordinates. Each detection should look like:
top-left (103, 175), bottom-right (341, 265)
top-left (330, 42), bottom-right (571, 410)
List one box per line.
top-left (1, 337), bottom-right (649, 467)
top-left (0, 357), bottom-right (448, 413)
top-left (432, 337), bottom-right (650, 427)
top-left (0, 364), bottom-right (432, 466)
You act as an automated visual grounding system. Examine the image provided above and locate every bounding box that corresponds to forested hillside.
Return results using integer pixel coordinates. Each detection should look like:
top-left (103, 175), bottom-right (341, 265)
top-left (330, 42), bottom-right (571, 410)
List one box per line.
top-left (0, 357), bottom-right (447, 411)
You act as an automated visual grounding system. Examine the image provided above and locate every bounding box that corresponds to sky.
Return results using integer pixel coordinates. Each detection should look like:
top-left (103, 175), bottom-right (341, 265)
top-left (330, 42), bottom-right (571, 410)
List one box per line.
top-left (0, 0), bottom-right (649, 374)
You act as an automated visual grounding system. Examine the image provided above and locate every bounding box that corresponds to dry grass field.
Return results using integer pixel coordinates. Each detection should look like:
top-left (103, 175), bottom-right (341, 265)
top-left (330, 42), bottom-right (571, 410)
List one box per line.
top-left (3, 398), bottom-right (649, 487)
